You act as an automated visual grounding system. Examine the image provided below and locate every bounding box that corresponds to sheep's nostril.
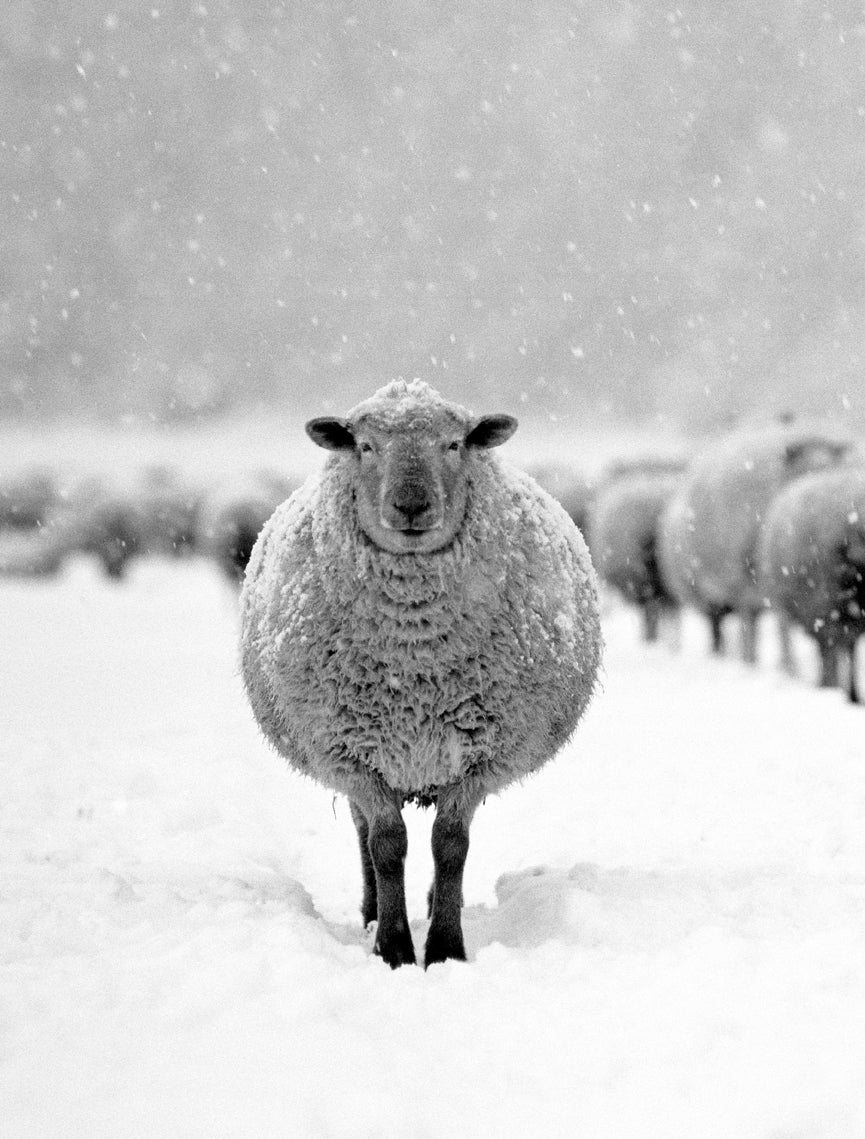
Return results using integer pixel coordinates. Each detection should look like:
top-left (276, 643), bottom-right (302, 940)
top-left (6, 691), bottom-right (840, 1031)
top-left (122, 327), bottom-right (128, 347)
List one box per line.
top-left (392, 495), bottom-right (431, 527)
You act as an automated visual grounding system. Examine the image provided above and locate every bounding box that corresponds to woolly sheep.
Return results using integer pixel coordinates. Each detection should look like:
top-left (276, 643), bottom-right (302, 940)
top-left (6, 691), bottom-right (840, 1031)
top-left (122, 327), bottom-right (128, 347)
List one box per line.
top-left (600, 455), bottom-right (687, 486)
top-left (0, 464), bottom-right (58, 532)
top-left (0, 465), bottom-right (200, 579)
top-left (759, 465), bottom-right (865, 702)
top-left (589, 467), bottom-right (682, 642)
top-left (656, 422), bottom-right (850, 660)
top-left (195, 469), bottom-right (297, 583)
top-left (240, 380), bottom-right (602, 969)
top-left (521, 462), bottom-right (595, 539)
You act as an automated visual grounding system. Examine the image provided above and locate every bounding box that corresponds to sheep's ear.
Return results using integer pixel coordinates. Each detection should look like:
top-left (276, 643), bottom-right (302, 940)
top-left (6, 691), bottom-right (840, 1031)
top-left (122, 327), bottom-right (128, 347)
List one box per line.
top-left (306, 417), bottom-right (356, 452)
top-left (465, 414), bottom-right (518, 450)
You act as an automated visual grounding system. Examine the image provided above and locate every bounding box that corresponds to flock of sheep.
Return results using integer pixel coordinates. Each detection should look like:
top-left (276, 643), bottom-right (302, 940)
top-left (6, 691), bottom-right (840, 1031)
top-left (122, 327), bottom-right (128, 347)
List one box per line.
top-left (3, 413), bottom-right (864, 715)
top-left (4, 385), bottom-right (863, 969)
top-left (0, 461), bottom-right (298, 585)
top-left (3, 410), bottom-right (863, 714)
top-left (578, 418), bottom-right (865, 704)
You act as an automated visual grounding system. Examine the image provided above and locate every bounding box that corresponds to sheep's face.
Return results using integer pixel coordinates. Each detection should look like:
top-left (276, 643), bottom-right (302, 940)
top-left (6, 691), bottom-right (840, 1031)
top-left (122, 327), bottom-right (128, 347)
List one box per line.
top-left (306, 408), bottom-right (517, 554)
top-left (784, 437), bottom-right (850, 478)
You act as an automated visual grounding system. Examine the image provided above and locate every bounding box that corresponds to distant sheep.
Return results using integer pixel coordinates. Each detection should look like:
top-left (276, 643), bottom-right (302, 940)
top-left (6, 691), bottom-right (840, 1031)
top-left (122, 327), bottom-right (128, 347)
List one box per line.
top-left (0, 465), bottom-right (200, 579)
top-left (240, 380), bottom-right (602, 968)
top-left (589, 467), bottom-right (682, 642)
top-left (521, 462), bottom-right (595, 538)
top-left (601, 455), bottom-right (687, 486)
top-left (0, 465), bottom-right (58, 531)
top-left (759, 465), bottom-right (865, 701)
top-left (657, 423), bottom-right (850, 660)
top-left (195, 469), bottom-right (297, 583)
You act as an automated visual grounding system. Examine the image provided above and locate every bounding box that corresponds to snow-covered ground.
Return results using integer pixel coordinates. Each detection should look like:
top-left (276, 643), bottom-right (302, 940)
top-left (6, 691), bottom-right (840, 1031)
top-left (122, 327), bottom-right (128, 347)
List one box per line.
top-left (3, 557), bottom-right (865, 1138)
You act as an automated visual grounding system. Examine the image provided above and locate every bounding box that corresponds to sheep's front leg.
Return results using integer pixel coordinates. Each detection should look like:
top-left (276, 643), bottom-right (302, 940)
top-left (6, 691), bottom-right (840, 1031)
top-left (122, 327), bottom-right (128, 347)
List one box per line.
top-left (708, 608), bottom-right (726, 654)
top-left (739, 606), bottom-right (761, 665)
top-left (818, 640), bottom-right (839, 688)
top-left (354, 797), bottom-right (415, 968)
top-left (849, 642), bottom-right (861, 705)
top-left (425, 794), bottom-right (477, 967)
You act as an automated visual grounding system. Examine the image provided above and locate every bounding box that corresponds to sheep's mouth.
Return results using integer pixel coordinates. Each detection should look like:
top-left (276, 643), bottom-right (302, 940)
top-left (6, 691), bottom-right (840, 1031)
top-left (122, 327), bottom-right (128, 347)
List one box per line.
top-left (372, 521), bottom-right (453, 555)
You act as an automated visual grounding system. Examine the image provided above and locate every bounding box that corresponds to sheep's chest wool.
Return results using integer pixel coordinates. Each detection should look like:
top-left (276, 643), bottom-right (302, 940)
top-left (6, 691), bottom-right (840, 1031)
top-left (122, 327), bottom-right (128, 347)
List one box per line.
top-left (241, 454), bottom-right (601, 802)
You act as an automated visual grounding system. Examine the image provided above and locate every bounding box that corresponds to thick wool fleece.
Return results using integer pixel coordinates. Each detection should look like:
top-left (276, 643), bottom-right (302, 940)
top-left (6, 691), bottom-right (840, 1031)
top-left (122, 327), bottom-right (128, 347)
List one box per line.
top-left (590, 471), bottom-right (680, 605)
top-left (660, 423), bottom-right (850, 613)
top-left (240, 452), bottom-right (601, 807)
top-left (760, 465), bottom-right (865, 638)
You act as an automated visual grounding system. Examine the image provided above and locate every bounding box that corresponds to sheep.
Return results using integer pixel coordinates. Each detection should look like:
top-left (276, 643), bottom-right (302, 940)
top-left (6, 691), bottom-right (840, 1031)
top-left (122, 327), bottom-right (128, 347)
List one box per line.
top-left (656, 422), bottom-right (851, 661)
top-left (195, 469), bottom-right (297, 583)
top-left (0, 464), bottom-right (58, 532)
top-left (240, 379), bottom-right (602, 969)
top-left (589, 467), bottom-right (682, 642)
top-left (759, 465), bottom-right (865, 701)
top-left (520, 462), bottom-right (595, 539)
top-left (0, 465), bottom-right (200, 579)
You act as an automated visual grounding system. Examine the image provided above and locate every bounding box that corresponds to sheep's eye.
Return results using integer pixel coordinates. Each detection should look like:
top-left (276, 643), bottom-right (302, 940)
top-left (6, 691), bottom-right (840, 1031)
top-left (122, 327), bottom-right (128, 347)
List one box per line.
top-left (359, 442), bottom-right (374, 455)
top-left (447, 441), bottom-right (461, 452)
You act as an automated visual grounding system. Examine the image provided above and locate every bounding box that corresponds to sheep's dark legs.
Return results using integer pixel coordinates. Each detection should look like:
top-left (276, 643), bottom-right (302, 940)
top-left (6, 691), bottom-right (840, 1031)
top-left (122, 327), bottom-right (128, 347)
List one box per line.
top-left (349, 800), bottom-right (377, 927)
top-left (357, 801), bottom-right (415, 968)
top-left (642, 599), bottom-right (660, 643)
top-left (425, 801), bottom-right (474, 967)
top-left (739, 607), bottom-right (760, 665)
top-left (369, 810), bottom-right (415, 967)
top-left (839, 642), bottom-right (861, 704)
top-left (778, 613), bottom-right (797, 676)
top-left (850, 641), bottom-right (861, 704)
top-left (818, 640), bottom-right (839, 688)
top-left (708, 608), bottom-right (726, 654)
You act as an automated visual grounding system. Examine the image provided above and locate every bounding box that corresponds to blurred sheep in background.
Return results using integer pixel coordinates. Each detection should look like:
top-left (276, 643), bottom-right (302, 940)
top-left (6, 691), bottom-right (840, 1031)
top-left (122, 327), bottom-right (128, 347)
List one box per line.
top-left (521, 462), bottom-right (595, 540)
top-left (656, 422), bottom-right (852, 661)
top-left (195, 469), bottom-right (298, 584)
top-left (590, 463), bottom-right (684, 643)
top-left (0, 465), bottom-right (59, 532)
top-left (0, 465), bottom-right (201, 579)
top-left (759, 464), bottom-right (865, 702)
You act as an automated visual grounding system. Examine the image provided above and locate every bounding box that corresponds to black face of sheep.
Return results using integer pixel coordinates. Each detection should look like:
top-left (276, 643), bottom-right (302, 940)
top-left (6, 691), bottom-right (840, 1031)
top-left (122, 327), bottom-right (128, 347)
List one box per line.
top-left (306, 413), bottom-right (517, 556)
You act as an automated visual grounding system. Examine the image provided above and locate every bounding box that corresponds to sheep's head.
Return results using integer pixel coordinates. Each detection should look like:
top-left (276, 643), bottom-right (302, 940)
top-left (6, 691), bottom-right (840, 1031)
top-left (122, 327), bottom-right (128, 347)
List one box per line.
top-left (306, 381), bottom-right (517, 554)
top-left (784, 436), bottom-right (851, 478)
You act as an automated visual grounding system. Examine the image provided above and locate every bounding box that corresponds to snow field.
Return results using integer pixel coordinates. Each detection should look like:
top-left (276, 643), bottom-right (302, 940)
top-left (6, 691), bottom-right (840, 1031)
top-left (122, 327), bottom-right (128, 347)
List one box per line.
top-left (2, 560), bottom-right (865, 1137)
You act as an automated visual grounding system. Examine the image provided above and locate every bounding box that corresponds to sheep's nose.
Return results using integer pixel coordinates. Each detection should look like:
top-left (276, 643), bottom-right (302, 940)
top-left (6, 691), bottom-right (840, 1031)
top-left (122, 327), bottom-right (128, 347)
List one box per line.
top-left (391, 486), bottom-right (432, 528)
top-left (392, 500), bottom-right (430, 528)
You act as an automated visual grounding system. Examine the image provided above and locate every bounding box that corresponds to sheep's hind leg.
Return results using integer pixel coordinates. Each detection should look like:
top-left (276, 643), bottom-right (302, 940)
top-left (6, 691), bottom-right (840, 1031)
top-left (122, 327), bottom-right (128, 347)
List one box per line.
top-left (641, 598), bottom-right (660, 642)
top-left (739, 606), bottom-right (761, 665)
top-left (425, 793), bottom-right (476, 967)
top-left (818, 640), bottom-right (839, 689)
top-left (839, 642), bottom-right (861, 704)
top-left (707, 608), bottom-right (727, 654)
top-left (850, 640), bottom-right (862, 704)
top-left (349, 800), bottom-right (377, 927)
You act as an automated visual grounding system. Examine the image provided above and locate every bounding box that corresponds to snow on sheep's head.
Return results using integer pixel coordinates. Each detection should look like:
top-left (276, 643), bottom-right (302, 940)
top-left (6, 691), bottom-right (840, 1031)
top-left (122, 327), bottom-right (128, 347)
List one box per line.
top-left (306, 380), bottom-right (517, 554)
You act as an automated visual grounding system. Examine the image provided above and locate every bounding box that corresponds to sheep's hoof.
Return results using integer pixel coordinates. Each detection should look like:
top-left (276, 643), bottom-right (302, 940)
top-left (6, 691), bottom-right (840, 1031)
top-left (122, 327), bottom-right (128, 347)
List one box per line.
top-left (374, 928), bottom-right (417, 969)
top-left (424, 925), bottom-right (466, 968)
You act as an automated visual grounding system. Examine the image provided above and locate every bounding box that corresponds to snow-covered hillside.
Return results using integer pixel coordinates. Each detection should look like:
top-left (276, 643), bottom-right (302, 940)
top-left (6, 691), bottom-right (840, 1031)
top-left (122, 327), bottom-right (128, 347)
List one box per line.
top-left (3, 558), bottom-right (865, 1138)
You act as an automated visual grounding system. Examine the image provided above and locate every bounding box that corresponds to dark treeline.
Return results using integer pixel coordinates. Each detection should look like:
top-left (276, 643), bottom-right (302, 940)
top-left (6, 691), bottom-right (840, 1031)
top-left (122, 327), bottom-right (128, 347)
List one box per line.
top-left (2, 1), bottom-right (865, 426)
